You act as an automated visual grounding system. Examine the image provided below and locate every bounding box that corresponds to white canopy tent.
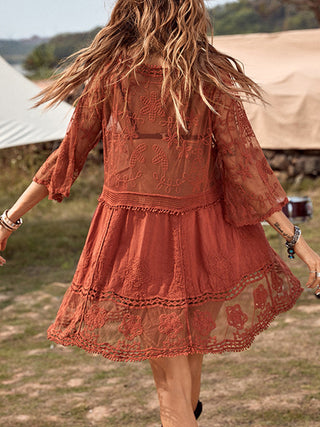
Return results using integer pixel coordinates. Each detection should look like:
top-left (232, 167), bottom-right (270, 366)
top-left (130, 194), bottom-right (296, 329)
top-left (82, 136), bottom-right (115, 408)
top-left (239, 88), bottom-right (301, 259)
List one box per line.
top-left (212, 28), bottom-right (320, 150)
top-left (0, 56), bottom-right (73, 149)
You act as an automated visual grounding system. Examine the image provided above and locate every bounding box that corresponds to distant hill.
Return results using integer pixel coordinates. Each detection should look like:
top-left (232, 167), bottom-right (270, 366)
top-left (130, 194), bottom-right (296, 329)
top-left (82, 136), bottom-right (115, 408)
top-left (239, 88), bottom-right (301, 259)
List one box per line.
top-left (18, 0), bottom-right (320, 78)
top-left (0, 36), bottom-right (49, 65)
top-left (23, 28), bottom-right (102, 79)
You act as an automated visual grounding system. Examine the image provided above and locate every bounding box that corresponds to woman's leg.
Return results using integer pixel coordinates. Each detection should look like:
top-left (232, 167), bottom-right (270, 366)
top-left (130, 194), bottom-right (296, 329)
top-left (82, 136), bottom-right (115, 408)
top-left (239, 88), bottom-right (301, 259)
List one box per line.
top-left (148, 355), bottom-right (198, 427)
top-left (188, 353), bottom-right (203, 411)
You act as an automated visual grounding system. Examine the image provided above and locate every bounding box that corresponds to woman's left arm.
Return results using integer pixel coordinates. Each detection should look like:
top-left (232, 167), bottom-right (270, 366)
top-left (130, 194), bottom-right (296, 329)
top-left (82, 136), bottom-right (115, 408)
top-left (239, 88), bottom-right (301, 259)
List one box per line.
top-left (265, 209), bottom-right (320, 290)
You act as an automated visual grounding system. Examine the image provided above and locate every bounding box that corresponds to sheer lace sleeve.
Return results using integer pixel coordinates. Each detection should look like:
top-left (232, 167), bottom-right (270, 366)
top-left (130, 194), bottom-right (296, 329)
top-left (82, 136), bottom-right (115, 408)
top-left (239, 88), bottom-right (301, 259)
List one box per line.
top-left (212, 87), bottom-right (288, 227)
top-left (33, 77), bottom-right (110, 202)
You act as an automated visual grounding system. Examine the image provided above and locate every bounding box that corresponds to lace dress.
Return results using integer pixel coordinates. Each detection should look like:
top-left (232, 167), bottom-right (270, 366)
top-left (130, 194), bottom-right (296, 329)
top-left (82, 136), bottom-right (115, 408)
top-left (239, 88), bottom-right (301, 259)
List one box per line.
top-left (33, 63), bottom-right (303, 362)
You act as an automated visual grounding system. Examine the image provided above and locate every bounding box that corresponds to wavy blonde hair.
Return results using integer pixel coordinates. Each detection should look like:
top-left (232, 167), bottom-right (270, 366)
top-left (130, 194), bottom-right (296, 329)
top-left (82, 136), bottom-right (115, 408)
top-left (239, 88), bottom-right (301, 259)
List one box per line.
top-left (34, 0), bottom-right (263, 136)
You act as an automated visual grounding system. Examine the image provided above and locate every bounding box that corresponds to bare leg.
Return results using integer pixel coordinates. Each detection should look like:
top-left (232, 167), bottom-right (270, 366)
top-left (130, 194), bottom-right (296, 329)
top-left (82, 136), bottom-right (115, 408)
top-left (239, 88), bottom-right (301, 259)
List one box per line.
top-left (148, 355), bottom-right (198, 427)
top-left (188, 353), bottom-right (203, 411)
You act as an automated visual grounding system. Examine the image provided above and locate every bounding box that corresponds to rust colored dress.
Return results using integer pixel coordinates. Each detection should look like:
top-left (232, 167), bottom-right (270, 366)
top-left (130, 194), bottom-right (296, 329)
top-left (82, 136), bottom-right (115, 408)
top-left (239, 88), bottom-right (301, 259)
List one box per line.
top-left (33, 63), bottom-right (303, 362)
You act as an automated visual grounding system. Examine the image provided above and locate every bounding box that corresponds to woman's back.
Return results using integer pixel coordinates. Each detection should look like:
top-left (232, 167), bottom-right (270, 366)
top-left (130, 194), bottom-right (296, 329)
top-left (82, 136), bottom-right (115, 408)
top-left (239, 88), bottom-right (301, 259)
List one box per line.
top-left (102, 62), bottom-right (218, 208)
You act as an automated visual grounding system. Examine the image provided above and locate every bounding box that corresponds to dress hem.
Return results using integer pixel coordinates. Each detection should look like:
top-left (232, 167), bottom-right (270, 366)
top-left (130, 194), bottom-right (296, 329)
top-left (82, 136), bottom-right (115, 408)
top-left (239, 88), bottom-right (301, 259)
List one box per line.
top-left (47, 285), bottom-right (303, 363)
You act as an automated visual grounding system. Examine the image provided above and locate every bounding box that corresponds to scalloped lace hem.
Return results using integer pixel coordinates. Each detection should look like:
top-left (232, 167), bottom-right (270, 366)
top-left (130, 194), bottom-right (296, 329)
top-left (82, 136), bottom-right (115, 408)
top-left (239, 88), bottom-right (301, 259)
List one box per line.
top-left (47, 286), bottom-right (302, 363)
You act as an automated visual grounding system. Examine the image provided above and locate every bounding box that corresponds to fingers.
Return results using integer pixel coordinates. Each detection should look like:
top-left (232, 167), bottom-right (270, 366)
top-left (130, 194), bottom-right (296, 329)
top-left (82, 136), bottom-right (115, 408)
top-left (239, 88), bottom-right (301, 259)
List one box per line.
top-left (0, 237), bottom-right (7, 264)
top-left (0, 229), bottom-right (9, 263)
top-left (0, 237), bottom-right (8, 251)
top-left (305, 269), bottom-right (320, 295)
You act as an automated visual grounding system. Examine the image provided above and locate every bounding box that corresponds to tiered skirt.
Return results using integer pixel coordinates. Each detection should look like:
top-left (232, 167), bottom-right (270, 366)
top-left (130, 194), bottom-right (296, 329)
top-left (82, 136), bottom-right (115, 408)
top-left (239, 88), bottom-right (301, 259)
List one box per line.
top-left (47, 199), bottom-right (303, 361)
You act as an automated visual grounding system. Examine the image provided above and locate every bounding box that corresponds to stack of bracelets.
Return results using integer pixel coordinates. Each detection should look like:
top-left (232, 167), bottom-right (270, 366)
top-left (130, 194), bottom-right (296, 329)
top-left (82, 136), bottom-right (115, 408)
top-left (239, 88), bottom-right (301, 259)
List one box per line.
top-left (285, 225), bottom-right (301, 259)
top-left (0, 211), bottom-right (304, 260)
top-left (0, 209), bottom-right (23, 232)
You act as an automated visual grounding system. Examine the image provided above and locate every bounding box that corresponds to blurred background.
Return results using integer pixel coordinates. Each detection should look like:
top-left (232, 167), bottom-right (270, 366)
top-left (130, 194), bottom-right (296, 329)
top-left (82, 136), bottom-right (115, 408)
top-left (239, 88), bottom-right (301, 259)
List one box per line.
top-left (0, 1), bottom-right (320, 426)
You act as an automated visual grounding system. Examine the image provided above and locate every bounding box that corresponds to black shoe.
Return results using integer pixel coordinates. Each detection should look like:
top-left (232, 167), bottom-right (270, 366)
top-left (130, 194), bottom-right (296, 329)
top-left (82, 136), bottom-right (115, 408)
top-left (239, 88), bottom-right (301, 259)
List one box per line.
top-left (161, 400), bottom-right (203, 426)
top-left (194, 400), bottom-right (203, 420)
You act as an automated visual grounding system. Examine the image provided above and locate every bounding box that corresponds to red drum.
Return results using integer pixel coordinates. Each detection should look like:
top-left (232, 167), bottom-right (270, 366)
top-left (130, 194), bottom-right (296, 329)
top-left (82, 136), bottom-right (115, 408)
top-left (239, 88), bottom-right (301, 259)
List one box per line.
top-left (282, 196), bottom-right (313, 223)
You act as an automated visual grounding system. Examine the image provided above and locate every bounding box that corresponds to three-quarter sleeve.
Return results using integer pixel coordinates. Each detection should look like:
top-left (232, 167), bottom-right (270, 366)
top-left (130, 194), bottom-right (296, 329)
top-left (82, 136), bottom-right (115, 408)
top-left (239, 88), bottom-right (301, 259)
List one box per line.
top-left (33, 76), bottom-right (110, 202)
top-left (212, 86), bottom-right (288, 227)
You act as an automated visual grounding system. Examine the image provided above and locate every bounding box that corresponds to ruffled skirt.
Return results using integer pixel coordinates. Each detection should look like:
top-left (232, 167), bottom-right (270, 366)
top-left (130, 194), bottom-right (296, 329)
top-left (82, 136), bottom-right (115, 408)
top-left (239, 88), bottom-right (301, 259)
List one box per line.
top-left (47, 200), bottom-right (303, 361)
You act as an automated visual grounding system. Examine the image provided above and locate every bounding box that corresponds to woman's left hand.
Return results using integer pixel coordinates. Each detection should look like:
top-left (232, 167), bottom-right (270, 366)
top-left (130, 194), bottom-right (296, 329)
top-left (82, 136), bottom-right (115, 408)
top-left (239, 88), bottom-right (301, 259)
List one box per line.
top-left (0, 224), bottom-right (12, 266)
top-left (294, 237), bottom-right (320, 292)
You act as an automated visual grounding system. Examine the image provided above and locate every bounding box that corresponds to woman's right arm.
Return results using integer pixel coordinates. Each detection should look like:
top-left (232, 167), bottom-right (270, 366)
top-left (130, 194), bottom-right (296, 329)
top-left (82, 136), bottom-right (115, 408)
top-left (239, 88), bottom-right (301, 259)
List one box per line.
top-left (0, 181), bottom-right (49, 264)
top-left (211, 82), bottom-right (320, 293)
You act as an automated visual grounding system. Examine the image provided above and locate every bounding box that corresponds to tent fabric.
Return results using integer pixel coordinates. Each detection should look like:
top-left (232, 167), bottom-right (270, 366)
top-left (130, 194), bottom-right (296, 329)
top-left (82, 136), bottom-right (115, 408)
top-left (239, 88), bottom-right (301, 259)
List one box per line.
top-left (212, 29), bottom-right (320, 150)
top-left (0, 56), bottom-right (73, 149)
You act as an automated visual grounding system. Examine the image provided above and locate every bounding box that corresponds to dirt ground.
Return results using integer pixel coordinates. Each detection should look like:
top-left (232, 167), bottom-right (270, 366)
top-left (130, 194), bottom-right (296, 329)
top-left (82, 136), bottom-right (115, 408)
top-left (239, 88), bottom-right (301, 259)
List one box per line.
top-left (1, 280), bottom-right (320, 427)
top-left (1, 171), bottom-right (320, 426)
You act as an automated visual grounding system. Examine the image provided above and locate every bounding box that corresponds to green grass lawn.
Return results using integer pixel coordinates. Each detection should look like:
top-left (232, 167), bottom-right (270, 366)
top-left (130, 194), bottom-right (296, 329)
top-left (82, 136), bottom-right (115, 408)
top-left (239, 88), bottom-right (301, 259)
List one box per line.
top-left (0, 162), bottom-right (320, 426)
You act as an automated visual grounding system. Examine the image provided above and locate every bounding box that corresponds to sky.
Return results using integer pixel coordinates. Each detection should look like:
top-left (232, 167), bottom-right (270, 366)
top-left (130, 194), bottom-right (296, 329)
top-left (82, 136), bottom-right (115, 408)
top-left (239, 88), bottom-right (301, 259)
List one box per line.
top-left (0, 0), bottom-right (228, 40)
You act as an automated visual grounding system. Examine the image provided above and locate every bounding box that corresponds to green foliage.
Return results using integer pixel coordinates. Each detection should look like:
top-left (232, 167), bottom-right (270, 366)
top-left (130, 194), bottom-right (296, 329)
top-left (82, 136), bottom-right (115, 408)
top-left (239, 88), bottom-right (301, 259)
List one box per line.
top-left (24, 44), bottom-right (56, 71)
top-left (285, 9), bottom-right (319, 30)
top-left (23, 27), bottom-right (102, 76)
top-left (208, 0), bottom-right (319, 35)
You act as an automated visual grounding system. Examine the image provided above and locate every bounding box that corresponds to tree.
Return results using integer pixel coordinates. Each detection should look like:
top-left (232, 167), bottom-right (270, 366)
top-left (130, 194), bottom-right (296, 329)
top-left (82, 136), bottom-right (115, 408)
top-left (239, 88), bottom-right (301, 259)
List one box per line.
top-left (249, 0), bottom-right (320, 24)
top-left (248, 0), bottom-right (285, 17)
top-left (23, 44), bottom-right (56, 72)
top-left (23, 27), bottom-right (101, 77)
top-left (281, 0), bottom-right (320, 24)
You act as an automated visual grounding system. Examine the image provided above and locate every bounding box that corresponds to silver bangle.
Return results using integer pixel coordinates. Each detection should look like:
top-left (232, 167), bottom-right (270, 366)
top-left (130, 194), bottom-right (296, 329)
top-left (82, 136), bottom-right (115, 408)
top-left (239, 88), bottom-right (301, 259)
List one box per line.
top-left (285, 225), bottom-right (301, 260)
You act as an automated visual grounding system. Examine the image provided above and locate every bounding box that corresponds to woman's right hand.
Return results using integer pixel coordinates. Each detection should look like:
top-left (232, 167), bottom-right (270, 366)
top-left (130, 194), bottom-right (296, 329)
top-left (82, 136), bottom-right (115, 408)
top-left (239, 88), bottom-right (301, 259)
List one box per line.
top-left (0, 224), bottom-right (12, 266)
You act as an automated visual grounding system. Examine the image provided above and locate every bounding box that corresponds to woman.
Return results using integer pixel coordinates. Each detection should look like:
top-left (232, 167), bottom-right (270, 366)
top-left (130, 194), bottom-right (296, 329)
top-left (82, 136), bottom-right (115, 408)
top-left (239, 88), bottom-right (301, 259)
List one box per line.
top-left (1, 1), bottom-right (319, 426)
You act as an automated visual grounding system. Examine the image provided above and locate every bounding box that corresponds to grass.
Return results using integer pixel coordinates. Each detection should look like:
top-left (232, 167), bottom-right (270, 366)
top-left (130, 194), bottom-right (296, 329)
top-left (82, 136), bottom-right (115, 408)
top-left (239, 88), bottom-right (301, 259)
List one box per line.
top-left (0, 160), bottom-right (320, 426)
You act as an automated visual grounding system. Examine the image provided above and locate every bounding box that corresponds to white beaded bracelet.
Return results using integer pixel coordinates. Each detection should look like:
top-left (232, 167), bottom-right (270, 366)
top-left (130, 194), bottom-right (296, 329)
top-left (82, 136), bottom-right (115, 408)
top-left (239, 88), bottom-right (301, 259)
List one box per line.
top-left (0, 209), bottom-right (23, 231)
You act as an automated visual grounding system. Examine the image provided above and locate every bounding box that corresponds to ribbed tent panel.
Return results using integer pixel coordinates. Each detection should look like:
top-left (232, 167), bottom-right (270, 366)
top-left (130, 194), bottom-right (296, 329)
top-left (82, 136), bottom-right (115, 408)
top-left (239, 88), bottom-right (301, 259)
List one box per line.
top-left (213, 29), bottom-right (320, 150)
top-left (0, 56), bottom-right (73, 149)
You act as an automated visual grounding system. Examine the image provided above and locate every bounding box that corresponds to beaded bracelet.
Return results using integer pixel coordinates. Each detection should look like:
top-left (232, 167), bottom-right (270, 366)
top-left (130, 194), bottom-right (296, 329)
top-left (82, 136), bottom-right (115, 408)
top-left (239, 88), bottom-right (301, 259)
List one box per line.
top-left (285, 225), bottom-right (301, 259)
top-left (0, 209), bottom-right (23, 232)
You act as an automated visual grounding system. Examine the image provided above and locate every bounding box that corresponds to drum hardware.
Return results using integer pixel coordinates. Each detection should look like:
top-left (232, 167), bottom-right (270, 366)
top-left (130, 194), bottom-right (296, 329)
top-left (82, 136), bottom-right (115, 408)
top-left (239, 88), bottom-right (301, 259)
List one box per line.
top-left (282, 196), bottom-right (313, 224)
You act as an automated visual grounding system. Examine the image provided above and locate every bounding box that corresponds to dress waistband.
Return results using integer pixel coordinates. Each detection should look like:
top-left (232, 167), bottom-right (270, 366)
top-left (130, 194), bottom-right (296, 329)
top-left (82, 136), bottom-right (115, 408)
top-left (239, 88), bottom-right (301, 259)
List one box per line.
top-left (98, 187), bottom-right (223, 215)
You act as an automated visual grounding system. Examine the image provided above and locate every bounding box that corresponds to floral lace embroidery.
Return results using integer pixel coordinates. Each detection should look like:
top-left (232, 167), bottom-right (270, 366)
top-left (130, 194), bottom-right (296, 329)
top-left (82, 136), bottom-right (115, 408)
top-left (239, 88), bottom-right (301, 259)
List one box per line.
top-left (271, 269), bottom-right (284, 292)
top-left (47, 271), bottom-right (302, 362)
top-left (33, 66), bottom-right (287, 224)
top-left (118, 314), bottom-right (143, 340)
top-left (226, 304), bottom-right (249, 330)
top-left (253, 284), bottom-right (268, 310)
top-left (158, 313), bottom-right (184, 339)
top-left (152, 144), bottom-right (169, 176)
top-left (84, 304), bottom-right (108, 330)
top-left (129, 143), bottom-right (147, 168)
top-left (140, 91), bottom-right (166, 121)
top-left (192, 310), bottom-right (216, 336)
